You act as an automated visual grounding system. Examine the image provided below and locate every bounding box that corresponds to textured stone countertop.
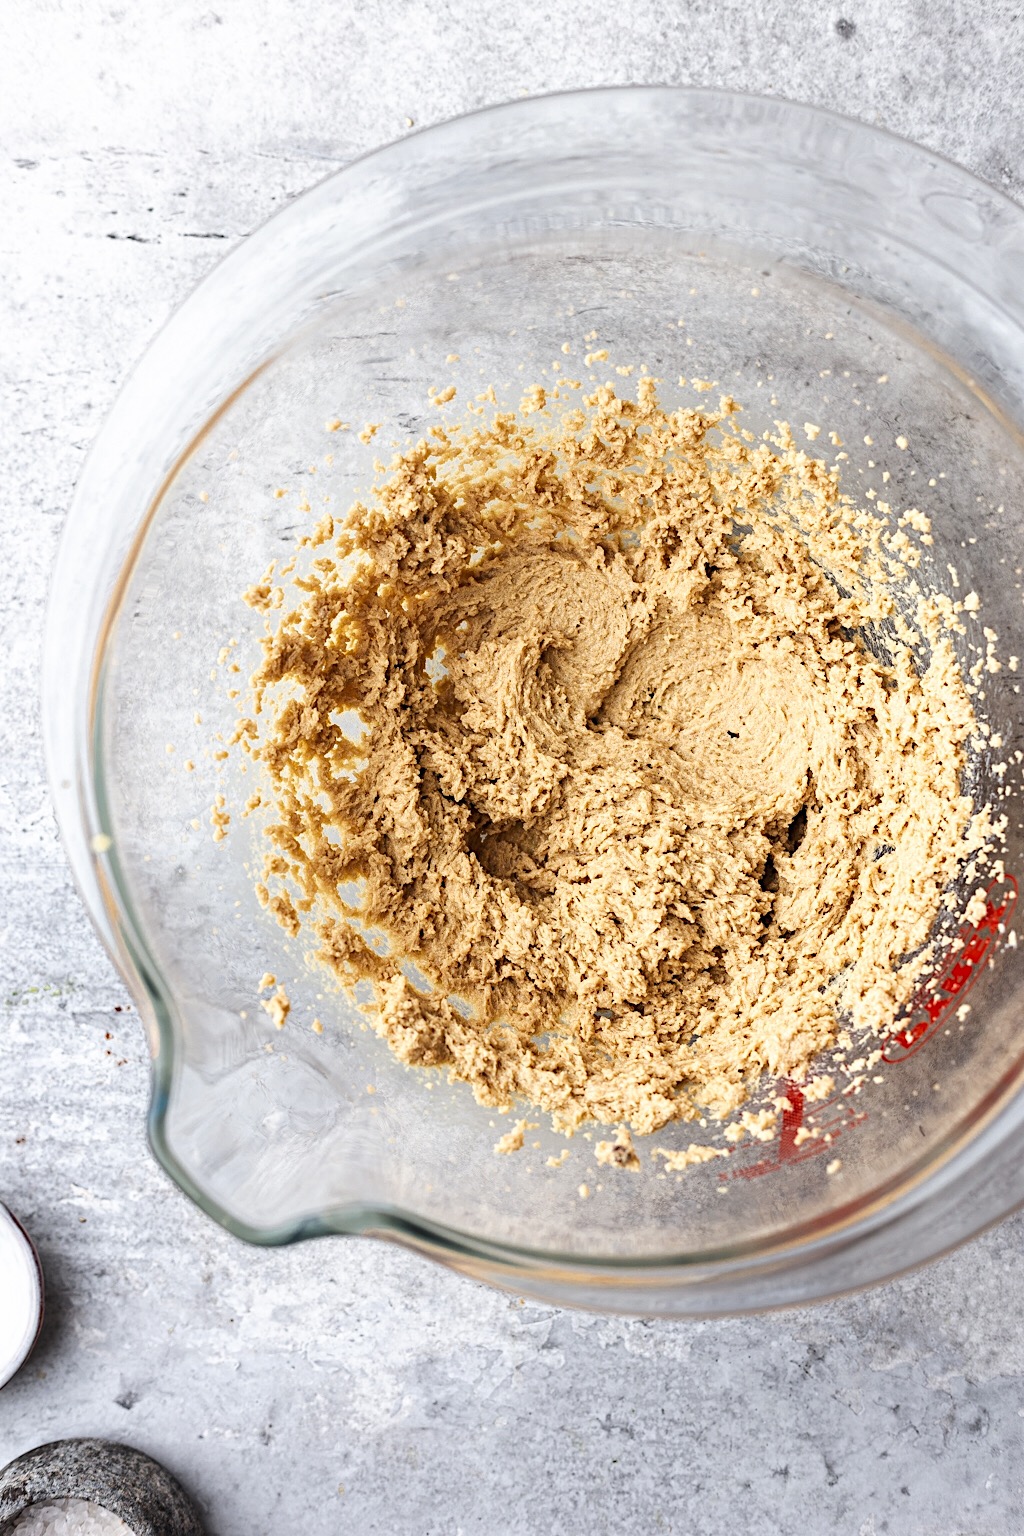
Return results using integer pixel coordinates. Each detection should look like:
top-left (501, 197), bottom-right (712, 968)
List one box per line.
top-left (3, 3), bottom-right (1024, 1532)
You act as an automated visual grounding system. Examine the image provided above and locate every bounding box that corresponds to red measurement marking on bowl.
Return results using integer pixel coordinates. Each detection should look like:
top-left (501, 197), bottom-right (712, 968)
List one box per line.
top-left (727, 873), bottom-right (1018, 1179)
top-left (728, 1084), bottom-right (867, 1181)
top-left (881, 873), bottom-right (1017, 1064)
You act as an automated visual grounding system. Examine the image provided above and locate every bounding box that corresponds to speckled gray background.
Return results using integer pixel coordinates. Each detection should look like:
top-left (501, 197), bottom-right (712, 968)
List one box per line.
top-left (3, 3), bottom-right (1024, 1533)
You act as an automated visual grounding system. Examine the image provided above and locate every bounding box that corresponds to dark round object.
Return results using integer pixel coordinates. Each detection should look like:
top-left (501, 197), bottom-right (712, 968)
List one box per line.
top-left (0, 1439), bottom-right (204, 1535)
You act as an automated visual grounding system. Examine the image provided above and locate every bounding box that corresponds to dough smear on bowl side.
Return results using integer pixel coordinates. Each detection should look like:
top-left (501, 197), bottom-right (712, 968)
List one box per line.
top-left (227, 377), bottom-right (997, 1142)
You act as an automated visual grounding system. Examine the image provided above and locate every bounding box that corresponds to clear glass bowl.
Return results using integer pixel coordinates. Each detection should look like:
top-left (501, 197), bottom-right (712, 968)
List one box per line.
top-left (44, 88), bottom-right (1024, 1315)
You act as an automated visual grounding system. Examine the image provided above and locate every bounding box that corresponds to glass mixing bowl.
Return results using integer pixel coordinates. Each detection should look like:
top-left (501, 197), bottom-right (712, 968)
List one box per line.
top-left (44, 89), bottom-right (1024, 1315)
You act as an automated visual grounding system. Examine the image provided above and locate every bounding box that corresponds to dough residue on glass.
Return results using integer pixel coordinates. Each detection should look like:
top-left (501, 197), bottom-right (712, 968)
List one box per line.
top-left (231, 376), bottom-right (990, 1138)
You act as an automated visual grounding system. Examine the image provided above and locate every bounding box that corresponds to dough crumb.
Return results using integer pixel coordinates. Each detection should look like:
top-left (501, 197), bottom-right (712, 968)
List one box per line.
top-left (261, 984), bottom-right (290, 1031)
top-left (725, 1108), bottom-right (779, 1144)
top-left (494, 1118), bottom-right (534, 1155)
top-left (594, 1126), bottom-right (641, 1171)
top-left (652, 1144), bottom-right (729, 1172)
top-left (210, 794), bottom-right (230, 842)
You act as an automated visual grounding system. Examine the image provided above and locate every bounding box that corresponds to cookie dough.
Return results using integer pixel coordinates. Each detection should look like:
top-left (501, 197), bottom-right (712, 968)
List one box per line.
top-left (239, 378), bottom-right (981, 1134)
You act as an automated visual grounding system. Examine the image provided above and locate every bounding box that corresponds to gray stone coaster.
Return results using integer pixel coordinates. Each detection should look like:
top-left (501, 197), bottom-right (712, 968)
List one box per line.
top-left (0, 1440), bottom-right (204, 1535)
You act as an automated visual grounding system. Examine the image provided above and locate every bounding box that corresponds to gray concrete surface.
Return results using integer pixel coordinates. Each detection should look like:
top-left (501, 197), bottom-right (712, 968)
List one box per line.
top-left (3, 2), bottom-right (1024, 1532)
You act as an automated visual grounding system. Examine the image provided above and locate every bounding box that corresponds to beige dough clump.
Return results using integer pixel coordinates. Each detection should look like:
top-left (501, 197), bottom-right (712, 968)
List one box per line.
top-left (237, 378), bottom-right (981, 1135)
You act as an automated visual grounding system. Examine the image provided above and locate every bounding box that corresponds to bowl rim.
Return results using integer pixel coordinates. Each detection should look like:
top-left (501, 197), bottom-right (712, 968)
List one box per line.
top-left (43, 83), bottom-right (1024, 1315)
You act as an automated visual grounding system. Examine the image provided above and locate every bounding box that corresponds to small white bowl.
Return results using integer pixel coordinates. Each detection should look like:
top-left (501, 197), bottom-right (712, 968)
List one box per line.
top-left (0, 1204), bottom-right (44, 1389)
